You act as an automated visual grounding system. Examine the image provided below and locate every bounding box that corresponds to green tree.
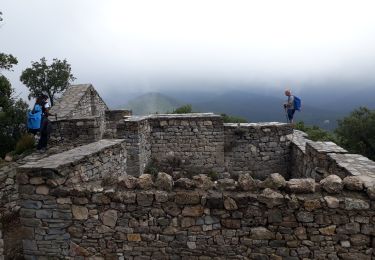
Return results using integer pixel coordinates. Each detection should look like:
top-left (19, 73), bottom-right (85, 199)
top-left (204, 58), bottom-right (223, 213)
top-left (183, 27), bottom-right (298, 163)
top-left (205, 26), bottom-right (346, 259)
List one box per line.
top-left (20, 57), bottom-right (75, 106)
top-left (335, 107), bottom-right (375, 160)
top-left (295, 121), bottom-right (336, 142)
top-left (221, 113), bottom-right (248, 123)
top-left (0, 53), bottom-right (29, 158)
top-left (172, 104), bottom-right (193, 114)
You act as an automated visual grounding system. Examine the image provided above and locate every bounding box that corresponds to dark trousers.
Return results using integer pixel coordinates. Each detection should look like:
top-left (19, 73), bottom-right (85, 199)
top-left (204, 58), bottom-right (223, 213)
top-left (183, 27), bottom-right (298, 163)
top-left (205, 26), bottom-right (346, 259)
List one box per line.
top-left (37, 133), bottom-right (48, 150)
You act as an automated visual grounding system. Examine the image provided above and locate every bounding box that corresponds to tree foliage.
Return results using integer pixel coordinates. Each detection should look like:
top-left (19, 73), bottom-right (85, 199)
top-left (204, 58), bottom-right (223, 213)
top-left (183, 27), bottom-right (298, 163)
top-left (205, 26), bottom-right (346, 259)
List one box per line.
top-left (0, 53), bottom-right (29, 158)
top-left (20, 57), bottom-right (75, 106)
top-left (295, 121), bottom-right (336, 142)
top-left (221, 113), bottom-right (248, 123)
top-left (172, 104), bottom-right (193, 114)
top-left (335, 107), bottom-right (375, 160)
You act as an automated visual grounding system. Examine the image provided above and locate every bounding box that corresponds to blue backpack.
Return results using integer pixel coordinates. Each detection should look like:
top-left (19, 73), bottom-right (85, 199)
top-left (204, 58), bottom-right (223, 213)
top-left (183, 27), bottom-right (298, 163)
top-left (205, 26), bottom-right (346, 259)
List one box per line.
top-left (293, 96), bottom-right (302, 111)
top-left (27, 104), bottom-right (42, 130)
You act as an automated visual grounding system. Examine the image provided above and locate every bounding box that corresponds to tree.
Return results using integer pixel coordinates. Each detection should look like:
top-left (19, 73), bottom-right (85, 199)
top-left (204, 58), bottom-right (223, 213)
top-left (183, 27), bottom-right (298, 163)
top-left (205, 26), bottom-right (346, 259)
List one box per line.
top-left (335, 107), bottom-right (375, 160)
top-left (172, 104), bottom-right (193, 114)
top-left (20, 57), bottom-right (75, 106)
top-left (221, 113), bottom-right (248, 123)
top-left (0, 53), bottom-right (29, 158)
top-left (295, 121), bottom-right (336, 142)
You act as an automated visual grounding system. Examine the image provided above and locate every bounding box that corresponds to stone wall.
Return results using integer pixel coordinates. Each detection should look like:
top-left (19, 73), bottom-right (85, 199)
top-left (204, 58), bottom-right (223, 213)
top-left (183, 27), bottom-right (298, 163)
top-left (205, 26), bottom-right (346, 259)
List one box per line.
top-left (149, 114), bottom-right (225, 175)
top-left (70, 87), bottom-right (108, 119)
top-left (104, 110), bottom-right (132, 139)
top-left (17, 139), bottom-right (127, 257)
top-left (120, 117), bottom-right (151, 177)
top-left (119, 114), bottom-right (293, 179)
top-left (224, 123), bottom-right (292, 180)
top-left (0, 163), bottom-right (19, 215)
top-left (289, 131), bottom-right (375, 188)
top-left (15, 169), bottom-right (375, 259)
top-left (51, 117), bottom-right (105, 145)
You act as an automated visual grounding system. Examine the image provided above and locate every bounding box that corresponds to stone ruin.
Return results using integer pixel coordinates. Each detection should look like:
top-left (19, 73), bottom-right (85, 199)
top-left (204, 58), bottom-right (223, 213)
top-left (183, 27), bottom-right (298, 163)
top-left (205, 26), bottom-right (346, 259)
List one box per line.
top-left (1, 84), bottom-right (375, 259)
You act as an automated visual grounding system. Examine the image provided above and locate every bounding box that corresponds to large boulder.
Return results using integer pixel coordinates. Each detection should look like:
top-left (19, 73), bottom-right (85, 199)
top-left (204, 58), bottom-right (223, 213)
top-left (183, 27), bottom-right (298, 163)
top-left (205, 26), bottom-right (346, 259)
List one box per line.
top-left (286, 178), bottom-right (315, 193)
top-left (137, 174), bottom-right (154, 190)
top-left (193, 174), bottom-right (214, 190)
top-left (343, 176), bottom-right (364, 191)
top-left (366, 185), bottom-right (375, 200)
top-left (118, 175), bottom-right (138, 189)
top-left (258, 188), bottom-right (284, 208)
top-left (320, 175), bottom-right (343, 194)
top-left (155, 172), bottom-right (173, 191)
top-left (262, 173), bottom-right (286, 189)
top-left (216, 178), bottom-right (237, 191)
top-left (174, 178), bottom-right (196, 189)
top-left (238, 173), bottom-right (257, 191)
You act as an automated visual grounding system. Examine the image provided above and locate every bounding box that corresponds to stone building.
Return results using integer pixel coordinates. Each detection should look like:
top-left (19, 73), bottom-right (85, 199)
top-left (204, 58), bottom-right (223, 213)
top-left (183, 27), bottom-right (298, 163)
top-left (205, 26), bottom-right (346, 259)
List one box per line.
top-left (50, 84), bottom-right (109, 119)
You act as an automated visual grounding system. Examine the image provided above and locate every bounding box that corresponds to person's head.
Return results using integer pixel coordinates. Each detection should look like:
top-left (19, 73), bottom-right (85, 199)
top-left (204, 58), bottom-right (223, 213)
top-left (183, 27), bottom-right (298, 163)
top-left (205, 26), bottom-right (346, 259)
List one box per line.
top-left (42, 94), bottom-right (49, 102)
top-left (284, 89), bottom-right (291, 96)
top-left (35, 96), bottom-right (43, 105)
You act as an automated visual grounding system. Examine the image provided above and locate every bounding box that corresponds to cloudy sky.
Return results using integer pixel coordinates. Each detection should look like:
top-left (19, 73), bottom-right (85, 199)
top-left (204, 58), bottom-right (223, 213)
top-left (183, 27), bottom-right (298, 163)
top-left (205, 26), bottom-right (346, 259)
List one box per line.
top-left (1, 0), bottom-right (375, 102)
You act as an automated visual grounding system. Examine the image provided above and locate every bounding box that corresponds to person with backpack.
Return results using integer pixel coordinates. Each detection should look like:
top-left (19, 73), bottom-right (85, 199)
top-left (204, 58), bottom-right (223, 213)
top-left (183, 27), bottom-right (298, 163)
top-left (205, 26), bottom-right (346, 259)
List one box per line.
top-left (37, 95), bottom-right (54, 152)
top-left (27, 96), bottom-right (43, 135)
top-left (283, 89), bottom-right (301, 124)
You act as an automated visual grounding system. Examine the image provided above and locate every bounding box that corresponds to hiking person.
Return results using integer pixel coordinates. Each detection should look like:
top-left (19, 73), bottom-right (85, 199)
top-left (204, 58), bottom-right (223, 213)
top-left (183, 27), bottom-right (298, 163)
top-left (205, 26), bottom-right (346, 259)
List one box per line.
top-left (27, 96), bottom-right (43, 135)
top-left (283, 89), bottom-right (301, 124)
top-left (37, 95), bottom-right (54, 152)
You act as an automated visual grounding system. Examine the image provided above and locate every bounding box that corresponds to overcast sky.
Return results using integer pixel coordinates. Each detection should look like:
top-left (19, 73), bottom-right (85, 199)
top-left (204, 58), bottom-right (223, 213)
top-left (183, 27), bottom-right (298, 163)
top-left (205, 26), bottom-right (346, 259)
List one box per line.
top-left (1, 0), bottom-right (375, 102)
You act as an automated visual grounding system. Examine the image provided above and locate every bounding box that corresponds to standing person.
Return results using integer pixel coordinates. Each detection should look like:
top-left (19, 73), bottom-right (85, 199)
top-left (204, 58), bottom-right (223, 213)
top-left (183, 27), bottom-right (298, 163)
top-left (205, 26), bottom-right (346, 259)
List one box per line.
top-left (27, 96), bottom-right (43, 135)
top-left (37, 95), bottom-right (53, 152)
top-left (283, 89), bottom-right (296, 124)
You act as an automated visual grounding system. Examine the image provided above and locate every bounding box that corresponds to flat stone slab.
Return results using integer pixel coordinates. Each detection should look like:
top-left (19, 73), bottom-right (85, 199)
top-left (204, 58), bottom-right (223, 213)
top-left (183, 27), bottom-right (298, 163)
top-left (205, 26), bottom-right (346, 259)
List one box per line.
top-left (328, 153), bottom-right (375, 186)
top-left (125, 113), bottom-right (222, 122)
top-left (289, 130), bottom-right (310, 153)
top-left (224, 122), bottom-right (288, 128)
top-left (19, 139), bottom-right (124, 170)
top-left (307, 141), bottom-right (348, 154)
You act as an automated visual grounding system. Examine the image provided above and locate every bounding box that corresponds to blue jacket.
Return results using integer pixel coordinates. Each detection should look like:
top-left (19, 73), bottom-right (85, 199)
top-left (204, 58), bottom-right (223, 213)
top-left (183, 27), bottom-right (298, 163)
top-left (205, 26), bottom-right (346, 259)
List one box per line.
top-left (27, 104), bottom-right (42, 130)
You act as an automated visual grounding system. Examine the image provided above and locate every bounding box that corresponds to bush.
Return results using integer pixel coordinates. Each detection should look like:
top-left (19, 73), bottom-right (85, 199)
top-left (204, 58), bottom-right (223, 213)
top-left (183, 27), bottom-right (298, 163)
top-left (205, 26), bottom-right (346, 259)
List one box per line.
top-left (172, 104), bottom-right (193, 114)
top-left (295, 121), bottom-right (337, 142)
top-left (221, 113), bottom-right (248, 123)
top-left (207, 171), bottom-right (218, 181)
top-left (145, 158), bottom-right (160, 178)
top-left (15, 133), bottom-right (35, 154)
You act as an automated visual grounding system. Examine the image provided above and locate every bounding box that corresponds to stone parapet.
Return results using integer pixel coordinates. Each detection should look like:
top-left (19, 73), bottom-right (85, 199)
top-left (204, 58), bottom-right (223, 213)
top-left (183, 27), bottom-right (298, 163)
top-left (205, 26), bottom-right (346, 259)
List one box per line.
top-left (224, 122), bottom-right (292, 179)
top-left (50, 116), bottom-right (105, 145)
top-left (16, 170), bottom-right (375, 259)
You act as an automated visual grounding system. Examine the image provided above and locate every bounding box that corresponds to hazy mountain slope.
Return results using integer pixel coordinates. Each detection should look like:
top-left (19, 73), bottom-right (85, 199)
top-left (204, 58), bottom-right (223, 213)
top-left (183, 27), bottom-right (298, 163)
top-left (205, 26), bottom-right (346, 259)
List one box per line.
top-left (121, 93), bottom-right (183, 115)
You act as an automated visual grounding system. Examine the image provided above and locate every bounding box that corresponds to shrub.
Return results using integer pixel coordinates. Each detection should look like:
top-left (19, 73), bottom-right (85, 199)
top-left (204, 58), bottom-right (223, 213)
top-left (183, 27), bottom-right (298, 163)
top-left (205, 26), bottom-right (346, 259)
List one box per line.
top-left (221, 113), bottom-right (248, 123)
top-left (207, 171), bottom-right (218, 181)
top-left (172, 104), bottom-right (193, 114)
top-left (145, 158), bottom-right (160, 178)
top-left (15, 133), bottom-right (35, 154)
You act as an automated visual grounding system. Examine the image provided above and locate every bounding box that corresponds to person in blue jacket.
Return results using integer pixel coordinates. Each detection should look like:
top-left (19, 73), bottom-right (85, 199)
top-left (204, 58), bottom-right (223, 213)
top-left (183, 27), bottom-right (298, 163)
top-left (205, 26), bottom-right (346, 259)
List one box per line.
top-left (27, 96), bottom-right (43, 135)
top-left (37, 95), bottom-right (53, 152)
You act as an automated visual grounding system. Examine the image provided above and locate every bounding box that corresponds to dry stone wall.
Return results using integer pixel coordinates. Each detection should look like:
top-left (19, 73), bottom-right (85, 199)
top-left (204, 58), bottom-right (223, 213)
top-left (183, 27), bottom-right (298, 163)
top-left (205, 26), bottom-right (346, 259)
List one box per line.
top-left (104, 110), bottom-right (132, 139)
top-left (69, 86), bottom-right (108, 119)
top-left (289, 131), bottom-right (375, 189)
top-left (149, 114), bottom-right (225, 175)
top-left (118, 114), bottom-right (292, 179)
top-left (17, 139), bottom-right (127, 258)
top-left (50, 117), bottom-right (105, 145)
top-left (224, 123), bottom-right (292, 180)
top-left (15, 167), bottom-right (375, 259)
top-left (119, 117), bottom-right (151, 177)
